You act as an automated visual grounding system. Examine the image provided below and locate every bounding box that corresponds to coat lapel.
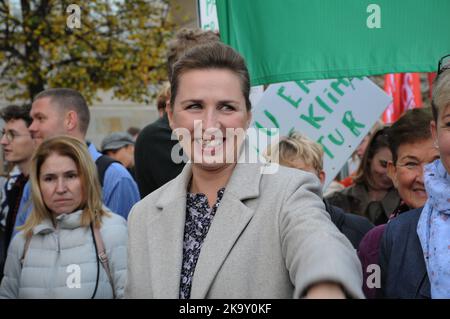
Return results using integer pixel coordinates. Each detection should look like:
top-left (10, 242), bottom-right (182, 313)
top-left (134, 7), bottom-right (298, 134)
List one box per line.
top-left (381, 188), bottom-right (401, 219)
top-left (190, 162), bottom-right (263, 298)
top-left (409, 212), bottom-right (431, 298)
top-left (147, 164), bottom-right (192, 298)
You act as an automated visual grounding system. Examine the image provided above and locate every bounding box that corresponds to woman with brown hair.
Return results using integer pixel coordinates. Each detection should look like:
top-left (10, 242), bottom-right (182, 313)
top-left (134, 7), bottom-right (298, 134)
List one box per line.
top-left (326, 127), bottom-right (401, 225)
top-left (380, 55), bottom-right (450, 298)
top-left (125, 42), bottom-right (363, 299)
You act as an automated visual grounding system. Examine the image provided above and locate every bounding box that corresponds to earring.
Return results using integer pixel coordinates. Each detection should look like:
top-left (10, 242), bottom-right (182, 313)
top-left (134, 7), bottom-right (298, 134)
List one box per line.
top-left (434, 140), bottom-right (439, 149)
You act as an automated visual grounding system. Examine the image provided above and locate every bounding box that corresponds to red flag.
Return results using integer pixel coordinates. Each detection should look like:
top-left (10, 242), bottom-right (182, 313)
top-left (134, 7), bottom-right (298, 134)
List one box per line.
top-left (383, 73), bottom-right (402, 123)
top-left (401, 73), bottom-right (422, 112)
top-left (428, 72), bottom-right (437, 99)
top-left (382, 73), bottom-right (423, 123)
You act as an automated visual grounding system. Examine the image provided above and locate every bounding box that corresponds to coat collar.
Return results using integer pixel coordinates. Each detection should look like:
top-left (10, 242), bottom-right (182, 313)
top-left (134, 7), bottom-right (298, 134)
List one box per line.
top-left (155, 160), bottom-right (263, 209)
top-left (408, 209), bottom-right (431, 298)
top-left (149, 142), bottom-right (266, 298)
top-left (345, 183), bottom-right (400, 219)
top-left (33, 210), bottom-right (84, 235)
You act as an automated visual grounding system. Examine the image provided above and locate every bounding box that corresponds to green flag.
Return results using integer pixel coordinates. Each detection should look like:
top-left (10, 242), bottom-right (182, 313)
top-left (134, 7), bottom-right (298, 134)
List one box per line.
top-left (216, 0), bottom-right (450, 85)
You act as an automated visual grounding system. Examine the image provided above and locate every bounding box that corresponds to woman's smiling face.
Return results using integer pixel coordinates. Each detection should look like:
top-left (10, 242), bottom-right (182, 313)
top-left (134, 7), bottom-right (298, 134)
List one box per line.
top-left (388, 139), bottom-right (440, 208)
top-left (168, 68), bottom-right (251, 171)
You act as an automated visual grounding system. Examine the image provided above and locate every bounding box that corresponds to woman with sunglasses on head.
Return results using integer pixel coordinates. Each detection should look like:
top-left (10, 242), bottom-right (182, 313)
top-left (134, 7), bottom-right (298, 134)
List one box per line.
top-left (0, 136), bottom-right (127, 299)
top-left (379, 56), bottom-right (450, 298)
top-left (125, 42), bottom-right (364, 299)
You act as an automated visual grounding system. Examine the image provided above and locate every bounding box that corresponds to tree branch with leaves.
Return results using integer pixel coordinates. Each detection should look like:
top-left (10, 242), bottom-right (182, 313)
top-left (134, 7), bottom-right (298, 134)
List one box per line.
top-left (0, 0), bottom-right (176, 104)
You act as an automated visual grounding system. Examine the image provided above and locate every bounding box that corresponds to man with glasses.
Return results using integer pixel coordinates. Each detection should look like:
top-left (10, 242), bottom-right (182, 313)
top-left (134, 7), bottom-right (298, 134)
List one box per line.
top-left (0, 105), bottom-right (35, 280)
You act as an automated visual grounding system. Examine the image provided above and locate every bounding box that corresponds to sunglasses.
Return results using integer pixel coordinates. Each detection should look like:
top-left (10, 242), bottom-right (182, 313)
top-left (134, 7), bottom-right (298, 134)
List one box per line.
top-left (437, 54), bottom-right (450, 77)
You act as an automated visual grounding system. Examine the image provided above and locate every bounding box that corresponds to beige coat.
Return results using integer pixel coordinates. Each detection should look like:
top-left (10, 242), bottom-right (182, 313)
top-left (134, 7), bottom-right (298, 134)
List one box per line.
top-left (125, 162), bottom-right (364, 299)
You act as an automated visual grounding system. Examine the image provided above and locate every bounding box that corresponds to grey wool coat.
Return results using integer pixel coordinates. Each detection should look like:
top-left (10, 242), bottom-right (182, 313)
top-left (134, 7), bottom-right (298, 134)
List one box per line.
top-left (0, 210), bottom-right (127, 299)
top-left (125, 162), bottom-right (364, 299)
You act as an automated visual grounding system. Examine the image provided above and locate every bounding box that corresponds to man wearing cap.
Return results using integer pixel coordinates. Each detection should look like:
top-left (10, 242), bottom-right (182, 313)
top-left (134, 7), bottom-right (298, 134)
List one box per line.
top-left (102, 132), bottom-right (136, 179)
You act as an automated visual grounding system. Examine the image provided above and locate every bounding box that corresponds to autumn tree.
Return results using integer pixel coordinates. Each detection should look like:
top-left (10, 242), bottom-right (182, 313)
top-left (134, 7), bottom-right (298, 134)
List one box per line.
top-left (0, 0), bottom-right (176, 104)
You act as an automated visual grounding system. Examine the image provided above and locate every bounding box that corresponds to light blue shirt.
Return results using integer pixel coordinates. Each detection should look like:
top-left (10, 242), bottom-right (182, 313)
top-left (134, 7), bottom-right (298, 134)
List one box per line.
top-left (14, 143), bottom-right (140, 235)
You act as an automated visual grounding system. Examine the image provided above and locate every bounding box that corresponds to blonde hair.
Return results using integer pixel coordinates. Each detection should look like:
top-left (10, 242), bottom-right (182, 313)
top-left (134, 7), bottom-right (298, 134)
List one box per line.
top-left (265, 131), bottom-right (324, 173)
top-left (21, 135), bottom-right (109, 237)
top-left (432, 69), bottom-right (450, 121)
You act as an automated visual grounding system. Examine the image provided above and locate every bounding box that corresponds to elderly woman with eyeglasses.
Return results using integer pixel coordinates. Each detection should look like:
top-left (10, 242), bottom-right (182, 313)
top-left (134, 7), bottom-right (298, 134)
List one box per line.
top-left (357, 108), bottom-right (439, 298)
top-left (379, 56), bottom-right (450, 299)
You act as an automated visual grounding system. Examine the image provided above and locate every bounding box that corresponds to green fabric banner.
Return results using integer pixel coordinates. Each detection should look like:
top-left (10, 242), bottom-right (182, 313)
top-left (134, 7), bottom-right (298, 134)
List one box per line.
top-left (216, 0), bottom-right (450, 85)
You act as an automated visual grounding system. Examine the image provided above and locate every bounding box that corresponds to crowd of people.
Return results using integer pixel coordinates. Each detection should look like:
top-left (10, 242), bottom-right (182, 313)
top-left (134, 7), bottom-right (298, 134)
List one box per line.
top-left (0, 27), bottom-right (449, 299)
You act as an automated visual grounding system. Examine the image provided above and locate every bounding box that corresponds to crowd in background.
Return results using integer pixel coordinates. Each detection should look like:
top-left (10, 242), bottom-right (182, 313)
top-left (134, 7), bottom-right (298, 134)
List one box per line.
top-left (0, 27), bottom-right (449, 299)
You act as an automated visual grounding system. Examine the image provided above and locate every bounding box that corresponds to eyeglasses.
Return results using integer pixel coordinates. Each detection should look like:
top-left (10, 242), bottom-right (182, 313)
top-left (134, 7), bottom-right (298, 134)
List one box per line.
top-left (396, 161), bottom-right (430, 174)
top-left (437, 54), bottom-right (450, 77)
top-left (1, 129), bottom-right (31, 143)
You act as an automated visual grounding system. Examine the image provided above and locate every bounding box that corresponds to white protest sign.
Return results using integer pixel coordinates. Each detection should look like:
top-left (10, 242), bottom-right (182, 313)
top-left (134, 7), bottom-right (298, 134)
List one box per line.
top-left (250, 85), bottom-right (265, 106)
top-left (251, 77), bottom-right (392, 187)
top-left (198, 0), bottom-right (219, 31)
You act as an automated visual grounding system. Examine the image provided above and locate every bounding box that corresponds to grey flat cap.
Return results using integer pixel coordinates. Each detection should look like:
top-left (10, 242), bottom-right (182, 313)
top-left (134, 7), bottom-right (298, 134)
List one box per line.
top-left (101, 132), bottom-right (134, 152)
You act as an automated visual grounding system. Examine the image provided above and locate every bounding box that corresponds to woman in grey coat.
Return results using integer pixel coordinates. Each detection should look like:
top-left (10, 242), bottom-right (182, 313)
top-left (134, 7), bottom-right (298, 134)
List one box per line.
top-left (0, 136), bottom-right (127, 298)
top-left (125, 42), bottom-right (364, 299)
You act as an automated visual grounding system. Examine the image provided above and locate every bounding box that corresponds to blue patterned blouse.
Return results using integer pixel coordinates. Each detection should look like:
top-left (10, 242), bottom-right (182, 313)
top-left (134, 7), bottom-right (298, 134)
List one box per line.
top-left (179, 188), bottom-right (225, 299)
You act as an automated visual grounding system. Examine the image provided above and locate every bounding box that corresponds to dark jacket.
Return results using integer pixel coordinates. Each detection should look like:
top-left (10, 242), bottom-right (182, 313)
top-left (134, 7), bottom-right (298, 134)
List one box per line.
top-left (0, 173), bottom-right (28, 281)
top-left (357, 202), bottom-right (411, 298)
top-left (134, 114), bottom-right (185, 198)
top-left (324, 200), bottom-right (374, 249)
top-left (358, 224), bottom-right (386, 298)
top-left (326, 183), bottom-right (400, 225)
top-left (379, 207), bottom-right (430, 299)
